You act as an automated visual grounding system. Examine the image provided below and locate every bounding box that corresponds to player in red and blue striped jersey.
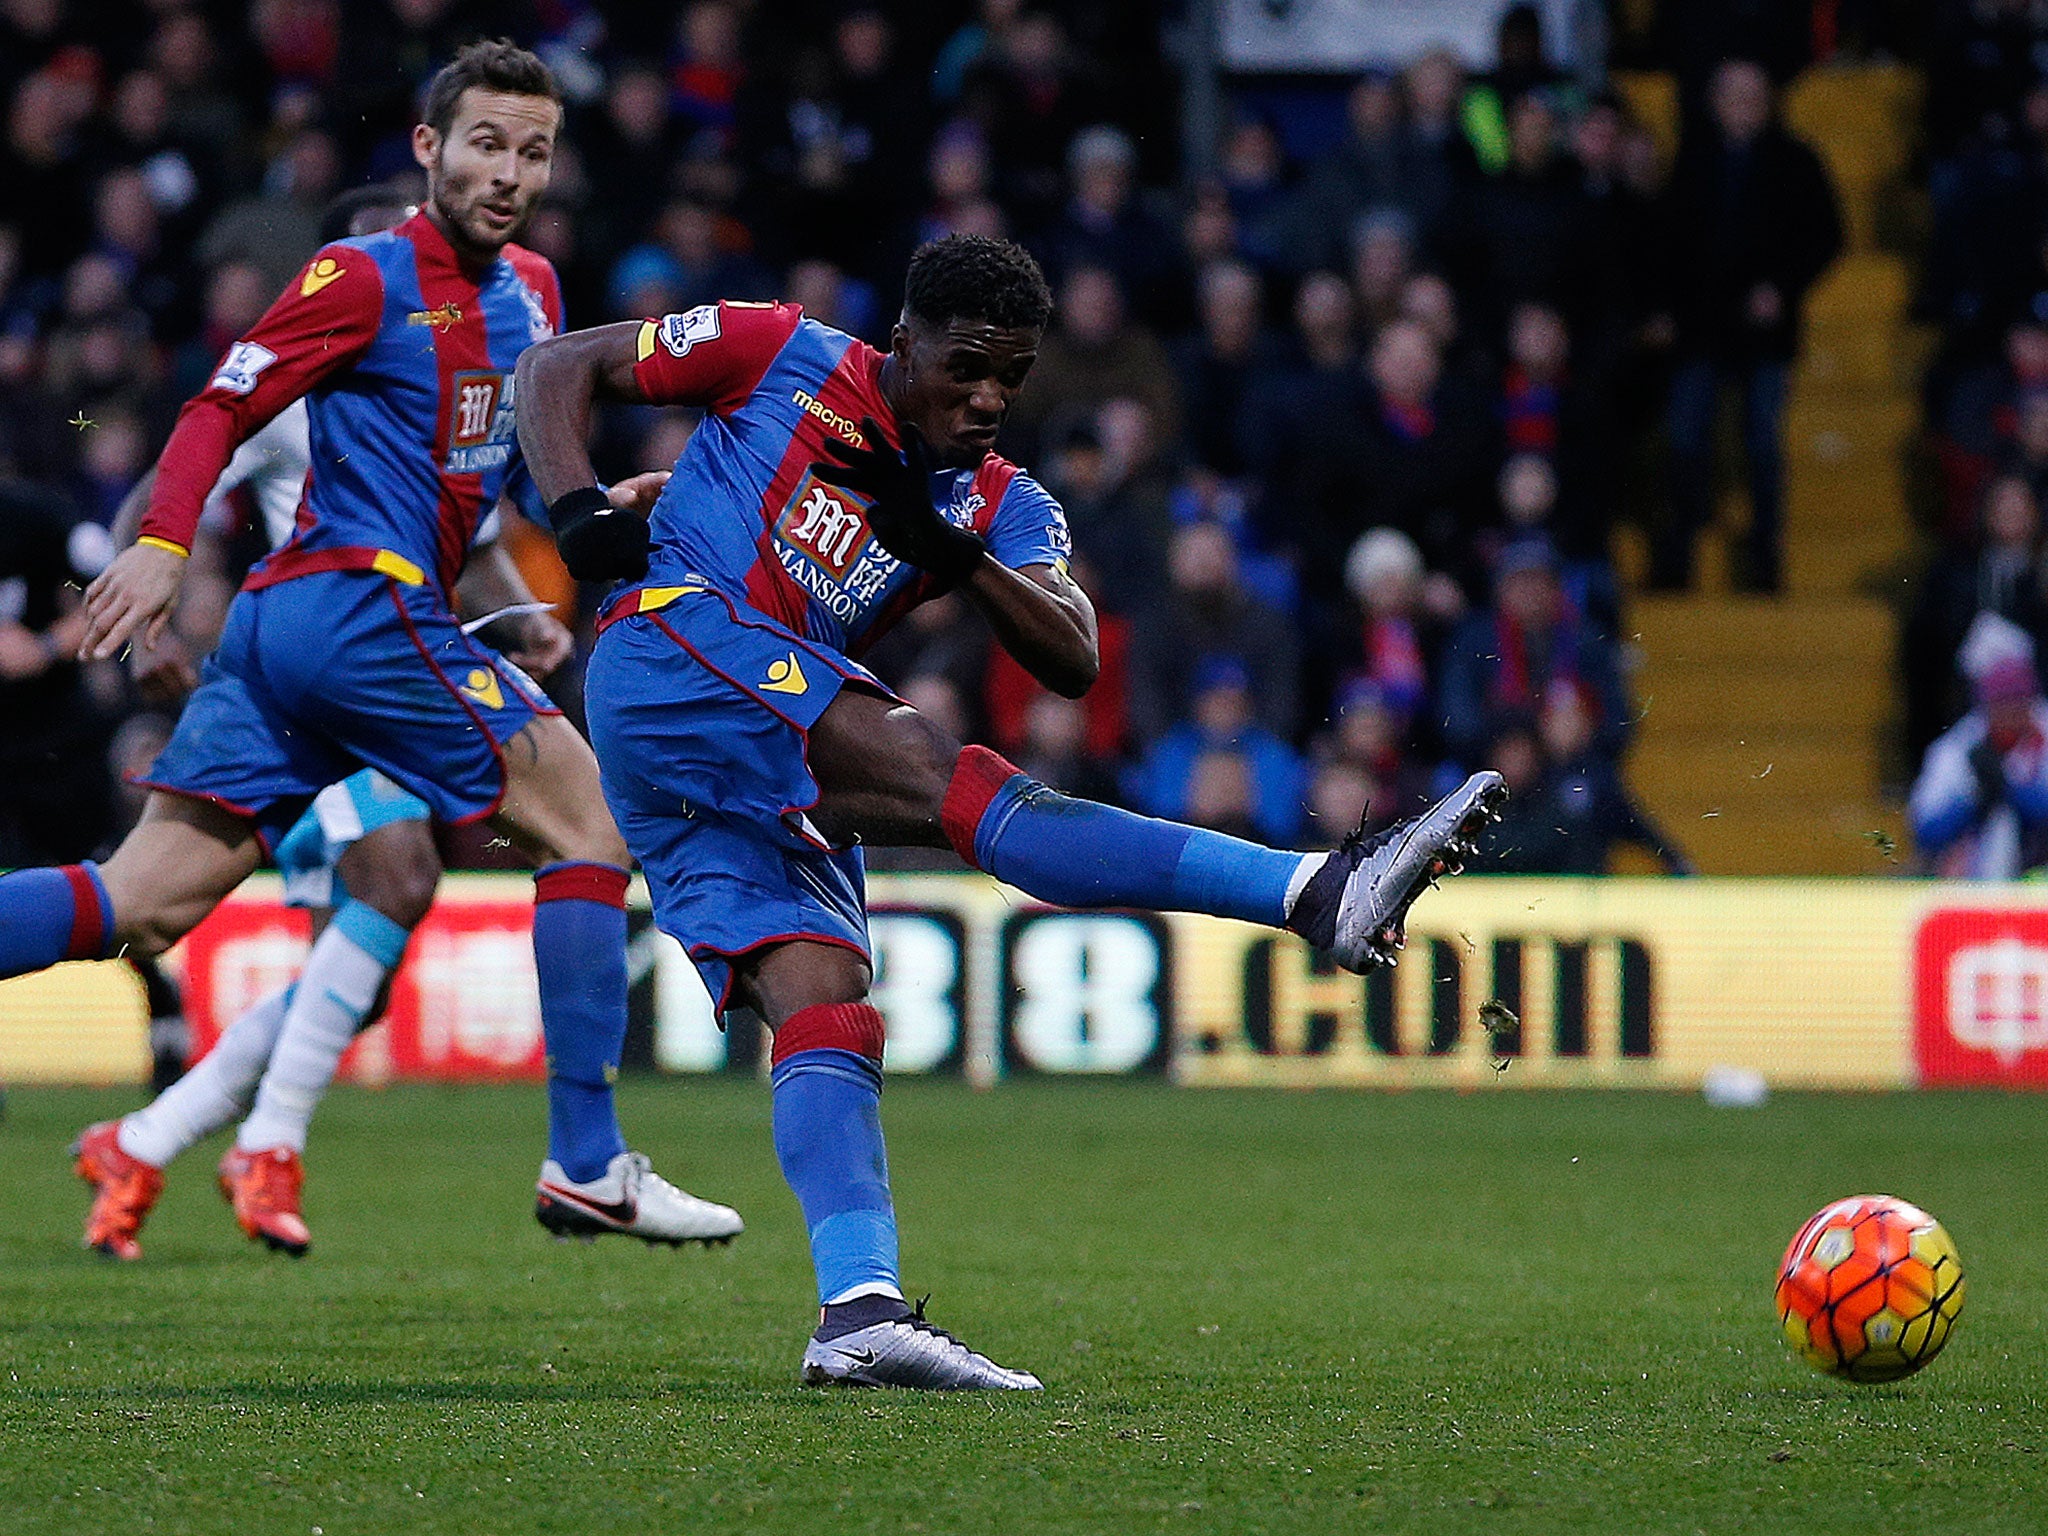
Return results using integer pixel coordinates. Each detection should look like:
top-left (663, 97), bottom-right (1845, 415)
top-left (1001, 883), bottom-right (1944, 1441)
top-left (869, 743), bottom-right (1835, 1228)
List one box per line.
top-left (0, 42), bottom-right (738, 1250)
top-left (517, 234), bottom-right (1506, 1389)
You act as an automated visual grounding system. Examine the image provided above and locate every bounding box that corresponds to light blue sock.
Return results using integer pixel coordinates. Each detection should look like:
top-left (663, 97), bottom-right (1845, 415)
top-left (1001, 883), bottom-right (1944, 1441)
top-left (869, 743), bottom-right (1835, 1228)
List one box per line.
top-left (235, 900), bottom-right (409, 1153)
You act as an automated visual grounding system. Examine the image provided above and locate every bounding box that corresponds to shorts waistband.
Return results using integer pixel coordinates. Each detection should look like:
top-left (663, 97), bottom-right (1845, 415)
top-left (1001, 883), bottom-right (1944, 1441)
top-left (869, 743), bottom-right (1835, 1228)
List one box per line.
top-left (243, 545), bottom-right (428, 591)
top-left (595, 583), bottom-right (707, 634)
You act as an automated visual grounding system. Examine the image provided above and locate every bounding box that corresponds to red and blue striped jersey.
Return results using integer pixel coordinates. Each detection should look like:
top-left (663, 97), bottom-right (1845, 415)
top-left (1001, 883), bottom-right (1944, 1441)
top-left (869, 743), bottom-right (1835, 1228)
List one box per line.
top-left (628, 301), bottom-right (1071, 657)
top-left (142, 212), bottom-right (559, 595)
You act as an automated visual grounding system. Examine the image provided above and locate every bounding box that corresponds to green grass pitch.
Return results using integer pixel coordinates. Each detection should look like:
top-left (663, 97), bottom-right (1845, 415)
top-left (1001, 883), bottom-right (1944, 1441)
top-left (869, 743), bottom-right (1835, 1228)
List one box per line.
top-left (1, 1079), bottom-right (2044, 1534)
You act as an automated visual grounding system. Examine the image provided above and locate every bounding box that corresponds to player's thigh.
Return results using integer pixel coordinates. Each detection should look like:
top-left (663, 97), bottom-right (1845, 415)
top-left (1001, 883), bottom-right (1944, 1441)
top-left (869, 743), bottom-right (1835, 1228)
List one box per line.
top-left (733, 939), bottom-right (875, 1031)
top-left (491, 712), bottom-right (630, 869)
top-left (806, 686), bottom-right (961, 849)
top-left (98, 792), bottom-right (264, 957)
top-left (333, 818), bottom-right (441, 929)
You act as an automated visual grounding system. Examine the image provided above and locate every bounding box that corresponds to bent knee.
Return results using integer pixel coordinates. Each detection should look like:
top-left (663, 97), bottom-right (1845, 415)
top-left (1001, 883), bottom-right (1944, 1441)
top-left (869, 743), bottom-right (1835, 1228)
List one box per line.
top-left (878, 702), bottom-right (962, 814)
top-left (340, 825), bottom-right (442, 929)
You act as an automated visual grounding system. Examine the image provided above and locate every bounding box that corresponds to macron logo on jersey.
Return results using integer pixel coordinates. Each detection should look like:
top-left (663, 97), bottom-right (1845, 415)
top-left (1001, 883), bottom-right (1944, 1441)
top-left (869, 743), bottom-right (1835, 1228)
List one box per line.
top-left (792, 389), bottom-right (867, 447)
top-left (407, 300), bottom-right (464, 332)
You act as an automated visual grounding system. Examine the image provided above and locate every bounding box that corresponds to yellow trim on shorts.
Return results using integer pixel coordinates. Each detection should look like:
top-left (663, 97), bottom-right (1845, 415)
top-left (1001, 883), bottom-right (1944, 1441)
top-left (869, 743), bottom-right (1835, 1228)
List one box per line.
top-left (371, 550), bottom-right (425, 585)
top-left (637, 584), bottom-right (705, 613)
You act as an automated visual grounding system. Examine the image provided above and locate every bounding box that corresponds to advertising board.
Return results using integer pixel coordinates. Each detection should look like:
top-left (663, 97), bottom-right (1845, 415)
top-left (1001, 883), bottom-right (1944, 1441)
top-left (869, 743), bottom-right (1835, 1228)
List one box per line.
top-left (5, 875), bottom-right (2048, 1090)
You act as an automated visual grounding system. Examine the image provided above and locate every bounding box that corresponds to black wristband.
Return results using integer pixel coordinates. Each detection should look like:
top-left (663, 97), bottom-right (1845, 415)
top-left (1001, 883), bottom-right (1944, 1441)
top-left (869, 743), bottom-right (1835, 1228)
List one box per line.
top-left (547, 484), bottom-right (612, 532)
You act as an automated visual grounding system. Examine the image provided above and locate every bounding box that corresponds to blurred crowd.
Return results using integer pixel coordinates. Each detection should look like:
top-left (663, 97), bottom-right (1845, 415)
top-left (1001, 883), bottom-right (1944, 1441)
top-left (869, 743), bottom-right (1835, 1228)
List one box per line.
top-left (0, 0), bottom-right (1890, 877)
top-left (1907, 0), bottom-right (2048, 876)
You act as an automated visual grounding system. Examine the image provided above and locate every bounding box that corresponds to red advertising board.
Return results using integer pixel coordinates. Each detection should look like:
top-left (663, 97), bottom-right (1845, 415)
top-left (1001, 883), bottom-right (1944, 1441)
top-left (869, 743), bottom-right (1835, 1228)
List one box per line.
top-left (1913, 908), bottom-right (2048, 1086)
top-left (178, 895), bottom-right (546, 1082)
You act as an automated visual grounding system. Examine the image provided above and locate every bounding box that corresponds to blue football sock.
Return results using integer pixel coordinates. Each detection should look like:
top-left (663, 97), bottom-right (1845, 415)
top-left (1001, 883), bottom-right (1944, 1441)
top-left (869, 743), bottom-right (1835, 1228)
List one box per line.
top-left (942, 747), bottom-right (1305, 926)
top-left (770, 1003), bottom-right (901, 1307)
top-left (532, 862), bottom-right (631, 1183)
top-left (0, 863), bottom-right (114, 978)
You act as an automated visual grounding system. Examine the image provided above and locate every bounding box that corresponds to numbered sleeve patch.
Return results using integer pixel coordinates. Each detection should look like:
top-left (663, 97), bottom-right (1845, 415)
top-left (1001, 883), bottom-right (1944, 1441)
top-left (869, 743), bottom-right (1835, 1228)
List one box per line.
top-left (210, 341), bottom-right (278, 396)
top-left (657, 305), bottom-right (722, 357)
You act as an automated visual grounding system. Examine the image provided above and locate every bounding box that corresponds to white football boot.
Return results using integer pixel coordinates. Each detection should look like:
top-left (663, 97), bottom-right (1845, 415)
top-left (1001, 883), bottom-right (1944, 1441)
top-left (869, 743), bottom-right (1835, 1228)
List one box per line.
top-left (1287, 770), bottom-right (1508, 972)
top-left (801, 1296), bottom-right (1043, 1391)
top-left (534, 1151), bottom-right (743, 1247)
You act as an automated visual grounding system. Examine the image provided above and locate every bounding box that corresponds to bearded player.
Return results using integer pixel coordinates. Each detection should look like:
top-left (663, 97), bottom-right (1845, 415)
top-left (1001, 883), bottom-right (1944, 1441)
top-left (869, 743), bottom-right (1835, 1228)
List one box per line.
top-left (0, 41), bottom-right (738, 1253)
top-left (515, 234), bottom-right (1505, 1390)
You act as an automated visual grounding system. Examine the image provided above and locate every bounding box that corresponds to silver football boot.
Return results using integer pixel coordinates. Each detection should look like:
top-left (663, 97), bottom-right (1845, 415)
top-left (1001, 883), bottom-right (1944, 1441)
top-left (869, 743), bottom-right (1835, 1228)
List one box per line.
top-left (801, 1297), bottom-right (1043, 1391)
top-left (1288, 770), bottom-right (1508, 971)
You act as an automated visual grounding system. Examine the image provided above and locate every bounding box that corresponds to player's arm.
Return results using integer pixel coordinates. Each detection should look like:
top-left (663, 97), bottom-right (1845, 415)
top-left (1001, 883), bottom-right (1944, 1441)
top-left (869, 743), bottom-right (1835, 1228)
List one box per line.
top-left (513, 321), bottom-right (652, 504)
top-left (516, 303), bottom-right (801, 580)
top-left (815, 433), bottom-right (1100, 697)
top-left (454, 521), bottom-right (574, 681)
top-left (82, 249), bottom-right (383, 660)
top-left (962, 560), bottom-right (1099, 699)
top-left (106, 463), bottom-right (236, 702)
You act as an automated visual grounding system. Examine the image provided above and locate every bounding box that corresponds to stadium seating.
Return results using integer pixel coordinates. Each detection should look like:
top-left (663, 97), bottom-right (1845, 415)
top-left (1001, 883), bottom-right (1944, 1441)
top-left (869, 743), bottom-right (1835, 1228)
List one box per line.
top-left (1622, 62), bottom-right (1922, 872)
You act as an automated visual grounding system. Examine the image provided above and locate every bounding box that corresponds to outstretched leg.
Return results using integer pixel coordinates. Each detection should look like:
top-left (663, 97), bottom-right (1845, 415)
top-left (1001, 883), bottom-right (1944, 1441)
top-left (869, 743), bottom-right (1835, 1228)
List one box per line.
top-left (0, 792), bottom-right (260, 979)
top-left (807, 689), bottom-right (1502, 971)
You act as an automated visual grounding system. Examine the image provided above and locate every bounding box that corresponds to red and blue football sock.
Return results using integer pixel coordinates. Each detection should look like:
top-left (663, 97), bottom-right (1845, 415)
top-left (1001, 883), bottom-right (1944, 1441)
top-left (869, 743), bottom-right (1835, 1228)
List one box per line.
top-left (770, 1002), bottom-right (903, 1307)
top-left (533, 862), bottom-right (632, 1183)
top-left (0, 863), bottom-right (115, 978)
top-left (941, 746), bottom-right (1313, 926)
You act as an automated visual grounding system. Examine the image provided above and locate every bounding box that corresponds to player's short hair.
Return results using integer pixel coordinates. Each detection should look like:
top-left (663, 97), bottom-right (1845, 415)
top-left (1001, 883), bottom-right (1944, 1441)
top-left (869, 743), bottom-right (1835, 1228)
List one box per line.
top-left (319, 182), bottom-right (415, 243)
top-left (904, 234), bottom-right (1054, 333)
top-left (422, 39), bottom-right (560, 139)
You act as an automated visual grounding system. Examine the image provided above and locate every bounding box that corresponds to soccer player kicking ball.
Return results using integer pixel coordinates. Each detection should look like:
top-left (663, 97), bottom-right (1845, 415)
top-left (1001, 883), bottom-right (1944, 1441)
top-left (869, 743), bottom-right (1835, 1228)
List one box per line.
top-left (515, 234), bottom-right (1505, 1391)
top-left (0, 41), bottom-right (736, 1254)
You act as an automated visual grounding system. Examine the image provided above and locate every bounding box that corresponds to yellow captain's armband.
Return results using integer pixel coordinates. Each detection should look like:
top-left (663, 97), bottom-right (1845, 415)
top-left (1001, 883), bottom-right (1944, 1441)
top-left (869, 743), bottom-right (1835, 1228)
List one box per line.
top-left (635, 320), bottom-right (658, 362)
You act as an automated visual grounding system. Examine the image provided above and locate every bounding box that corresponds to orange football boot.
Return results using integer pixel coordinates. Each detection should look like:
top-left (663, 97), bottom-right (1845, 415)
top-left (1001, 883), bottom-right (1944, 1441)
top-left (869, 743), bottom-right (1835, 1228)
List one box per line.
top-left (217, 1144), bottom-right (312, 1257)
top-left (73, 1120), bottom-right (165, 1261)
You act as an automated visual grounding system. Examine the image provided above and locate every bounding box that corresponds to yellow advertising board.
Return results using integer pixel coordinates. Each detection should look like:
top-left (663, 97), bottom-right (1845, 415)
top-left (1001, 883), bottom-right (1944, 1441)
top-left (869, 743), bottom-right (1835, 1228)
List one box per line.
top-left (1166, 880), bottom-right (1916, 1089)
top-left (6, 875), bottom-right (2048, 1089)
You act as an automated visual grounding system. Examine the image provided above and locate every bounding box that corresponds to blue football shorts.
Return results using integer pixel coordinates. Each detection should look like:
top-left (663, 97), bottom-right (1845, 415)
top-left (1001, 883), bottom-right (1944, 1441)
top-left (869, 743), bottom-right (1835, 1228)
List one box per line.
top-left (585, 585), bottom-right (894, 1012)
top-left (140, 569), bottom-right (555, 849)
